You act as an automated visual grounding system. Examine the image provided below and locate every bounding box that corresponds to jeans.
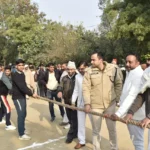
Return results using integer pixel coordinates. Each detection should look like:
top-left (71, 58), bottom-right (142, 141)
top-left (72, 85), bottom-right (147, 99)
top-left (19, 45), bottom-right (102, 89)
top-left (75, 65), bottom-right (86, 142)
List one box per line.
top-left (38, 84), bottom-right (46, 97)
top-left (128, 124), bottom-right (144, 150)
top-left (0, 96), bottom-right (11, 126)
top-left (47, 89), bottom-right (64, 118)
top-left (13, 99), bottom-right (26, 136)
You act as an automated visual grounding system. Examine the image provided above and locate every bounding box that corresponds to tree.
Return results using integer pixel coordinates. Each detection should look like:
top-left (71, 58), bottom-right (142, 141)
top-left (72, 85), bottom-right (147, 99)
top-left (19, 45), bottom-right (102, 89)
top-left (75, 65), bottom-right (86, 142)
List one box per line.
top-left (0, 0), bottom-right (45, 64)
top-left (0, 0), bottom-right (104, 65)
top-left (101, 0), bottom-right (150, 55)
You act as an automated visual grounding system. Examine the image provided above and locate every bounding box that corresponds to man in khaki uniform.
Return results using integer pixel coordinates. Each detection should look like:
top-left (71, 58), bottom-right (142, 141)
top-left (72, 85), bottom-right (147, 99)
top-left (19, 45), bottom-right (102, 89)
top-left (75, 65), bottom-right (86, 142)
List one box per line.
top-left (83, 52), bottom-right (122, 150)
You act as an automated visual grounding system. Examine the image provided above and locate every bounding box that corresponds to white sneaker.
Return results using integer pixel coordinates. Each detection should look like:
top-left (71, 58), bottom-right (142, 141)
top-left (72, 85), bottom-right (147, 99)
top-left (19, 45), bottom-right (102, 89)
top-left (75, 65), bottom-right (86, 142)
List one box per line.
top-left (64, 124), bottom-right (70, 129)
top-left (0, 120), bottom-right (6, 124)
top-left (24, 130), bottom-right (30, 135)
top-left (5, 125), bottom-right (16, 130)
top-left (19, 134), bottom-right (31, 140)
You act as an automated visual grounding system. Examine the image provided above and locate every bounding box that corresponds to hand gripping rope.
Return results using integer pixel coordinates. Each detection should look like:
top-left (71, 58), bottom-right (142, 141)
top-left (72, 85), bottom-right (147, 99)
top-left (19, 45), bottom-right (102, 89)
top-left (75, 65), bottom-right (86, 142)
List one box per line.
top-left (37, 96), bottom-right (150, 129)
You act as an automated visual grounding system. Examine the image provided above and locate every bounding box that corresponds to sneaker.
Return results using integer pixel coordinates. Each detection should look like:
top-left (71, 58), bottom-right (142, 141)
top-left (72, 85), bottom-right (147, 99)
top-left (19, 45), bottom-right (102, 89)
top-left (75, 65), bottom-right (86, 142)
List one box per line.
top-left (64, 124), bottom-right (70, 129)
top-left (5, 125), bottom-right (16, 130)
top-left (0, 120), bottom-right (6, 124)
top-left (24, 130), bottom-right (30, 135)
top-left (19, 134), bottom-right (31, 140)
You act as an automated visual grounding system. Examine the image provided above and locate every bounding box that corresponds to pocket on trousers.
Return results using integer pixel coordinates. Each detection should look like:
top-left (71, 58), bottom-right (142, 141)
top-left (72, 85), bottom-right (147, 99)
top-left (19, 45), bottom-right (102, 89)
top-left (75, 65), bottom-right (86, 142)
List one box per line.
top-left (47, 90), bottom-right (52, 99)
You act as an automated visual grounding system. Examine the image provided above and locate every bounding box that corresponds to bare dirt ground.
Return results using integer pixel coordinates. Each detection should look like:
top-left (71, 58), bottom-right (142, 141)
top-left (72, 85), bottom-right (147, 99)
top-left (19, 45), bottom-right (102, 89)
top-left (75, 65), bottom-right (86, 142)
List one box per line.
top-left (0, 97), bottom-right (149, 150)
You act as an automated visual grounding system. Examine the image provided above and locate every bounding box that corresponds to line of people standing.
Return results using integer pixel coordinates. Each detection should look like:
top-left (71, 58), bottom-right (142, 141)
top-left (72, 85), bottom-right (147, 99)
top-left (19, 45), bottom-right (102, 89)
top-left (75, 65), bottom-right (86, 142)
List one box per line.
top-left (0, 52), bottom-right (150, 150)
top-left (26, 61), bottom-right (90, 149)
top-left (82, 52), bottom-right (150, 150)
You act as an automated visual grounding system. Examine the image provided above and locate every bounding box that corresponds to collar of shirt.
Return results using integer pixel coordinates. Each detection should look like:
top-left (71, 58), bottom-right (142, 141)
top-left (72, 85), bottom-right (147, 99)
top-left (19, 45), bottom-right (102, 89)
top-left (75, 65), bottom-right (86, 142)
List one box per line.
top-left (0, 72), bottom-right (3, 79)
top-left (68, 73), bottom-right (75, 79)
top-left (16, 70), bottom-right (23, 74)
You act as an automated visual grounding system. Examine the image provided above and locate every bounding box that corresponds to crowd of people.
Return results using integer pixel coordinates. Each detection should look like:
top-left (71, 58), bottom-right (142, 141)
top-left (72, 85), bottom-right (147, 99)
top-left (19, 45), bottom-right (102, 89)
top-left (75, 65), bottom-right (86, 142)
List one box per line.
top-left (0, 51), bottom-right (150, 150)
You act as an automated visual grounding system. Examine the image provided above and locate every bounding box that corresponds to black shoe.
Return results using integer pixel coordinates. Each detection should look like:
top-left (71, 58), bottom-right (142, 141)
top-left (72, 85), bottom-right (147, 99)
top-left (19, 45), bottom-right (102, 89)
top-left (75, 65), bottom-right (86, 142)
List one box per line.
top-left (65, 138), bottom-right (73, 144)
top-left (73, 135), bottom-right (77, 139)
top-left (51, 117), bottom-right (55, 122)
top-left (59, 122), bottom-right (69, 126)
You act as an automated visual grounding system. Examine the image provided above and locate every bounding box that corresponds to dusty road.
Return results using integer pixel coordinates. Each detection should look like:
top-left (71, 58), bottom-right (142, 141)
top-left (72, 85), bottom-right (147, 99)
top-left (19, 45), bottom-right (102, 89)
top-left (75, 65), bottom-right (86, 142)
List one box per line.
top-left (0, 97), bottom-right (149, 150)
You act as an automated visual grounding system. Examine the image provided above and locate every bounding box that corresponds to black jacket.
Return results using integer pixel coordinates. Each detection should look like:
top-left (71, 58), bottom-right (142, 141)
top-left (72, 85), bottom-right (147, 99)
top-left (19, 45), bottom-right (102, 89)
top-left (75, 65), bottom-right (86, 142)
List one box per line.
top-left (45, 70), bottom-right (61, 85)
top-left (57, 73), bottom-right (77, 105)
top-left (37, 69), bottom-right (46, 86)
top-left (0, 72), bottom-right (12, 96)
top-left (12, 71), bottom-right (33, 100)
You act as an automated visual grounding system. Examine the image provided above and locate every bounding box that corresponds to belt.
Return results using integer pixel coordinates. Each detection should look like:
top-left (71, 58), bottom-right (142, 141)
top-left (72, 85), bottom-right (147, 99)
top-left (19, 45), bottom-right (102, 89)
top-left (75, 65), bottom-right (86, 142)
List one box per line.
top-left (47, 89), bottom-right (57, 92)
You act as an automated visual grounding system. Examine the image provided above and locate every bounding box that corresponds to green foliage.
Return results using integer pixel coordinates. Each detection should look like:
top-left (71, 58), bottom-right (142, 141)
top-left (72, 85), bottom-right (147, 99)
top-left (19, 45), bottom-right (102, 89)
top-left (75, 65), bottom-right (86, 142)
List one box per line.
top-left (102, 0), bottom-right (150, 55)
top-left (0, 0), bottom-right (45, 64)
top-left (0, 0), bottom-right (101, 65)
top-left (141, 53), bottom-right (150, 63)
top-left (1, 0), bottom-right (150, 66)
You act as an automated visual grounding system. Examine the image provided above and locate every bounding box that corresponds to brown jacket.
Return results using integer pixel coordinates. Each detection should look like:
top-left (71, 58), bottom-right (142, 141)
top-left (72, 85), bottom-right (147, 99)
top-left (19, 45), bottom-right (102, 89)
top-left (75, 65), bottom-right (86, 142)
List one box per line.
top-left (82, 61), bottom-right (122, 109)
top-left (24, 69), bottom-right (37, 94)
top-left (57, 74), bottom-right (77, 105)
top-left (113, 64), bottom-right (124, 82)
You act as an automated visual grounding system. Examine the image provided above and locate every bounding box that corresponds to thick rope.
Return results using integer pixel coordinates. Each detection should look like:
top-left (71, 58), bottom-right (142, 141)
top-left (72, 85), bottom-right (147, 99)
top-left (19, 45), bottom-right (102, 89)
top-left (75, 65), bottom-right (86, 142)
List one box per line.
top-left (37, 96), bottom-right (150, 129)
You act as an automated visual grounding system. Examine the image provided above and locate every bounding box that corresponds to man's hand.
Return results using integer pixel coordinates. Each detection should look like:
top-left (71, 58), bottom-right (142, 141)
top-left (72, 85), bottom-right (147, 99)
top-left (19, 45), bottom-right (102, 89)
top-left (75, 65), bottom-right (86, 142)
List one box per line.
top-left (110, 114), bottom-right (118, 121)
top-left (32, 93), bottom-right (38, 98)
top-left (103, 114), bottom-right (110, 118)
top-left (124, 114), bottom-right (133, 124)
top-left (116, 102), bottom-right (120, 107)
top-left (71, 102), bottom-right (76, 110)
top-left (140, 117), bottom-right (150, 128)
top-left (84, 104), bottom-right (91, 113)
top-left (57, 92), bottom-right (62, 98)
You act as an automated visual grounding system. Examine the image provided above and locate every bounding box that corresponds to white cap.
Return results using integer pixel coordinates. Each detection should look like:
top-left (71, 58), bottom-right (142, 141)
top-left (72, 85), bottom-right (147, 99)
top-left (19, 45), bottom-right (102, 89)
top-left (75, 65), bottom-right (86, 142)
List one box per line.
top-left (121, 67), bottom-right (125, 71)
top-left (24, 64), bottom-right (29, 68)
top-left (67, 61), bottom-right (76, 69)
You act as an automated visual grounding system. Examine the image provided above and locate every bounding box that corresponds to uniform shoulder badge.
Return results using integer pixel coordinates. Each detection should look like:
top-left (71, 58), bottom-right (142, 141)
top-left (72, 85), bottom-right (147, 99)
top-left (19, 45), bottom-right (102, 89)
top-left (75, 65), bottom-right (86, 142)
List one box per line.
top-left (90, 68), bottom-right (99, 75)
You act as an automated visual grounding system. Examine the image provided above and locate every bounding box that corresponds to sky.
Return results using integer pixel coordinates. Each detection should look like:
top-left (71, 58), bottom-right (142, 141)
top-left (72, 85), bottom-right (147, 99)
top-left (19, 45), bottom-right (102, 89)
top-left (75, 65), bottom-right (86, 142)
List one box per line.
top-left (31, 0), bottom-right (101, 30)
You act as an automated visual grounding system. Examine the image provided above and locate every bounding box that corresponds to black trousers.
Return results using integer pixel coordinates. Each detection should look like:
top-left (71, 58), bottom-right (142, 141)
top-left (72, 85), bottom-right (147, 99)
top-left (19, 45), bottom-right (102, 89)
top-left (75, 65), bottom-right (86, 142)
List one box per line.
top-left (142, 88), bottom-right (150, 118)
top-left (0, 96), bottom-right (11, 126)
top-left (47, 89), bottom-right (64, 118)
top-left (65, 107), bottom-right (78, 140)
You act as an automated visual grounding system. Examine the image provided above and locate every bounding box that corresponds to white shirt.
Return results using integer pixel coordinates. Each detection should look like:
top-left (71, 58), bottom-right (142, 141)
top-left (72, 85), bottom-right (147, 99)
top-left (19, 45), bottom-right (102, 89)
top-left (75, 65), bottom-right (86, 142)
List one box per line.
top-left (140, 66), bottom-right (150, 93)
top-left (72, 73), bottom-right (84, 107)
top-left (116, 65), bottom-right (145, 120)
top-left (47, 73), bottom-right (58, 90)
top-left (0, 71), bottom-right (3, 79)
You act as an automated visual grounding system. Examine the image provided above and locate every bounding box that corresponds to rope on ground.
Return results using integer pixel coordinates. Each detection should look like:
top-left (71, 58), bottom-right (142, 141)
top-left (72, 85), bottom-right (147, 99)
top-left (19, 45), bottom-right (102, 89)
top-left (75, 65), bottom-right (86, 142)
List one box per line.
top-left (37, 96), bottom-right (150, 129)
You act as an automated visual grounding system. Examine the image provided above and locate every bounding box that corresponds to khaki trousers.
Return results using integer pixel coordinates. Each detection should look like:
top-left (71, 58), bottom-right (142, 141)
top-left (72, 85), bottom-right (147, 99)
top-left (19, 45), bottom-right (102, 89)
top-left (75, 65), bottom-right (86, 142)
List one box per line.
top-left (91, 102), bottom-right (118, 150)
